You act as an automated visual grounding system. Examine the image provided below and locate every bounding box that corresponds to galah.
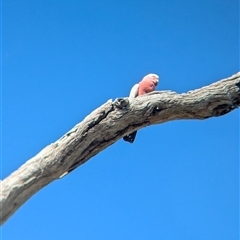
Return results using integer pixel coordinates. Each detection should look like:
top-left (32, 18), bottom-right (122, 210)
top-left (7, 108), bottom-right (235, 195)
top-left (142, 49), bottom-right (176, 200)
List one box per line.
top-left (123, 73), bottom-right (159, 143)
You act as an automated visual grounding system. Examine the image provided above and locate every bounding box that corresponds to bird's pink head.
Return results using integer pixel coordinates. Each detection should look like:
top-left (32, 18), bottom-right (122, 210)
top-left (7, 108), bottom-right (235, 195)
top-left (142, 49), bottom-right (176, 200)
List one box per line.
top-left (142, 73), bottom-right (159, 86)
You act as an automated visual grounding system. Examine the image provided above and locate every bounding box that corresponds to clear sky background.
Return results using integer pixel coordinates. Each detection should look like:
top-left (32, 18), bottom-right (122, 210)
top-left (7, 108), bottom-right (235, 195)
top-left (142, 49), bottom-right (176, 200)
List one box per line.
top-left (1, 0), bottom-right (239, 239)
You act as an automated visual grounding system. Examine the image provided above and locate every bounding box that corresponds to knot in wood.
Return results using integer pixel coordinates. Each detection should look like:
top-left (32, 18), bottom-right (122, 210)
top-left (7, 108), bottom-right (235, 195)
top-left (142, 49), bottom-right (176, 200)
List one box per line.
top-left (114, 98), bottom-right (129, 109)
top-left (152, 104), bottom-right (164, 115)
top-left (212, 104), bottom-right (232, 116)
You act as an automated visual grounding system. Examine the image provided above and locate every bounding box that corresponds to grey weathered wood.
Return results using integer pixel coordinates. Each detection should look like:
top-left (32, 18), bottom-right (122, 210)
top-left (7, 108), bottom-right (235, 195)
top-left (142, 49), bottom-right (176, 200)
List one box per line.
top-left (1, 72), bottom-right (240, 225)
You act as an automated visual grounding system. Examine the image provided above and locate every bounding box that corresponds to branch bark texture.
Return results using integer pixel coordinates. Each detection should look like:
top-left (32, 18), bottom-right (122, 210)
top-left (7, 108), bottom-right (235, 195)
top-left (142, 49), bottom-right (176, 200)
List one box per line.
top-left (1, 72), bottom-right (240, 225)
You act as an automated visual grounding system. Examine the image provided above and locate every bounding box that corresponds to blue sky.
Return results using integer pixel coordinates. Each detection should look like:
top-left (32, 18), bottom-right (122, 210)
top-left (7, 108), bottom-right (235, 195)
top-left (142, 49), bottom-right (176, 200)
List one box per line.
top-left (1, 0), bottom-right (239, 239)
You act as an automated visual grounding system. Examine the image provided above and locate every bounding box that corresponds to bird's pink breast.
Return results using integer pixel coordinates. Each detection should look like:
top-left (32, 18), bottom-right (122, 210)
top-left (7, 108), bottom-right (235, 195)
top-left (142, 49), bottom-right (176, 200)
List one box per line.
top-left (138, 80), bottom-right (156, 95)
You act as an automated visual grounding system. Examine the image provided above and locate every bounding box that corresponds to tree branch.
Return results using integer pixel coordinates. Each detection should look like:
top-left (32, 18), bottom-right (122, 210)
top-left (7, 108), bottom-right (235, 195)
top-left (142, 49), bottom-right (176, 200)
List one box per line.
top-left (1, 72), bottom-right (239, 225)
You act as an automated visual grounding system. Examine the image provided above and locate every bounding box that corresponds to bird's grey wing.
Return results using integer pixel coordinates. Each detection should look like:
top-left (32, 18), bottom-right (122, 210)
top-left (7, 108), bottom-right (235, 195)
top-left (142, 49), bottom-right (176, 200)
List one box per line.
top-left (123, 83), bottom-right (139, 144)
top-left (129, 84), bottom-right (139, 98)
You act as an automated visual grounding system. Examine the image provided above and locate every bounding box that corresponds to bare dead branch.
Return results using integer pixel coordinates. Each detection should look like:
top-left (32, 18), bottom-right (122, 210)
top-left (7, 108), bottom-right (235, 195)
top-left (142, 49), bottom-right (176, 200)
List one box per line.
top-left (1, 72), bottom-right (239, 225)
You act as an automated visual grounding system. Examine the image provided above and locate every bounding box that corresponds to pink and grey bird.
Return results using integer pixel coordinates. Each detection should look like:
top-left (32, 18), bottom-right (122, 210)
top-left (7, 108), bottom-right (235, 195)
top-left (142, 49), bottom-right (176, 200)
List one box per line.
top-left (123, 73), bottom-right (159, 143)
